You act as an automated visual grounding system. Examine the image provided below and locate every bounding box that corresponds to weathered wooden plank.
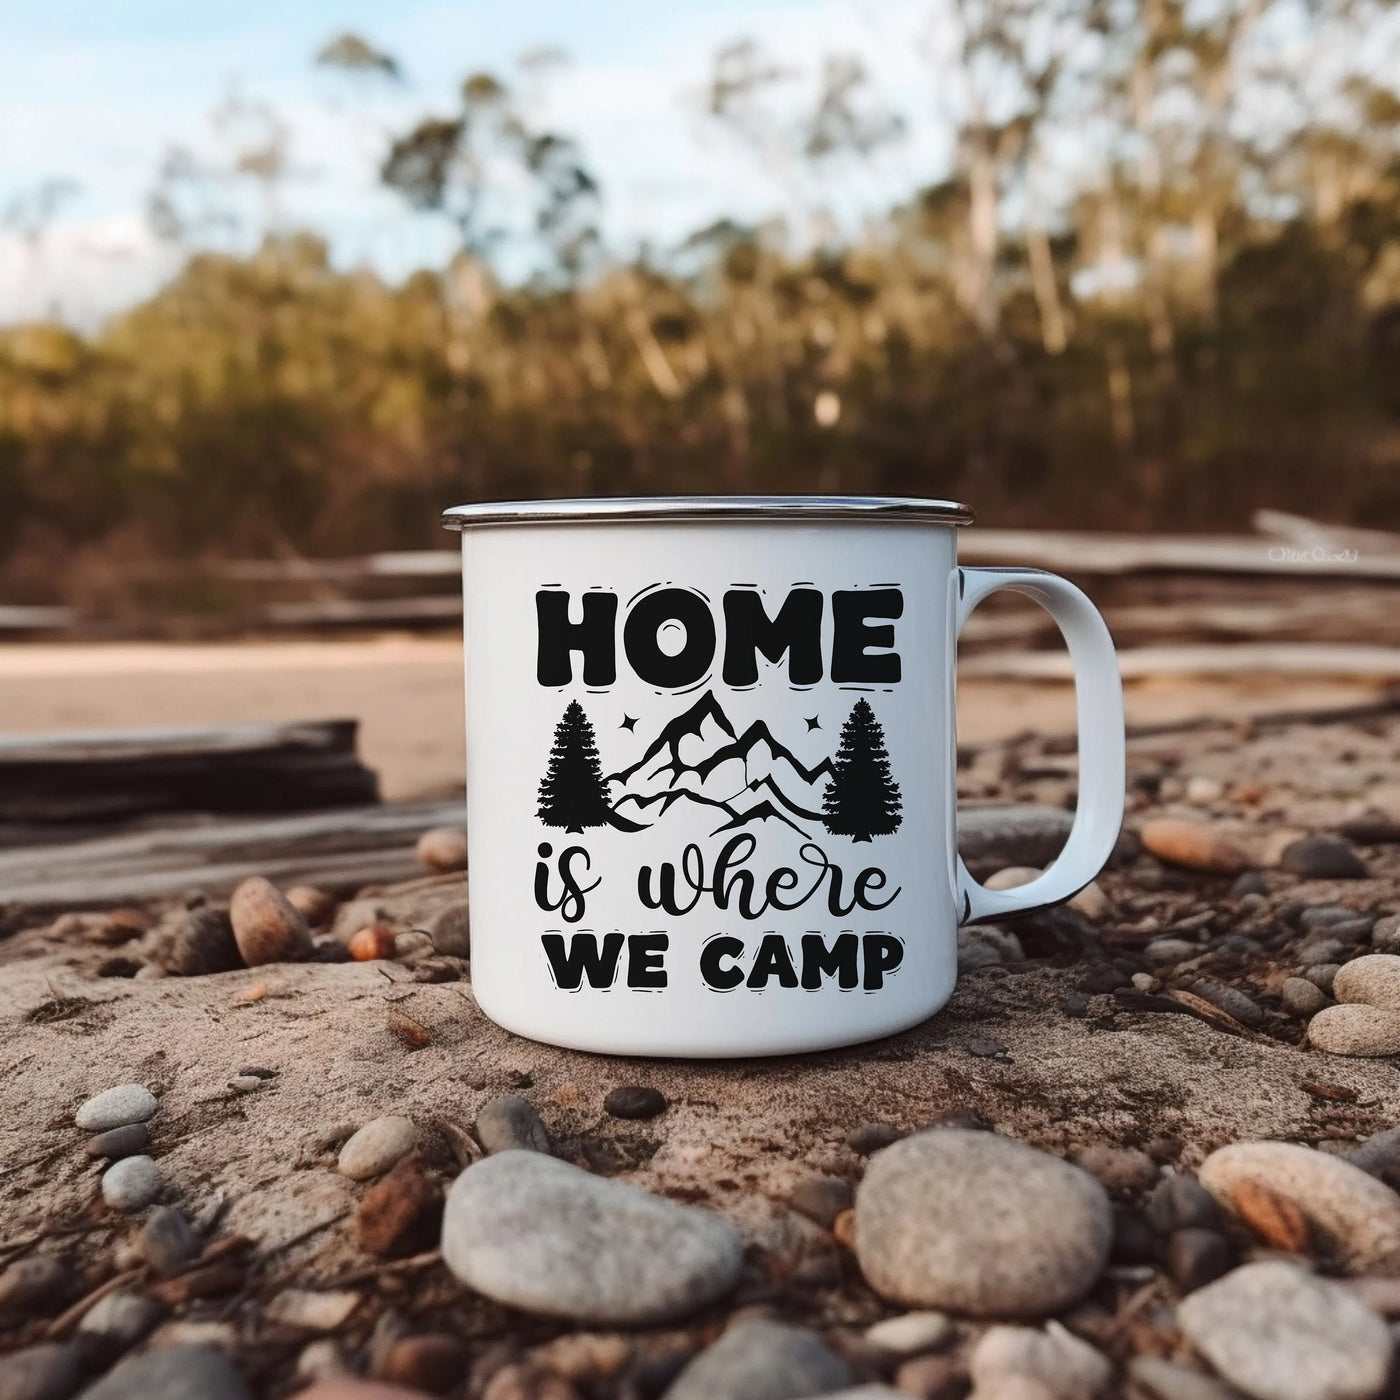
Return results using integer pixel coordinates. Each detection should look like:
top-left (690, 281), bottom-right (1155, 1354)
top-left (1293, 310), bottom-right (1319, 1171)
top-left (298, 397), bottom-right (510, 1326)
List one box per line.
top-left (0, 800), bottom-right (467, 910)
top-left (961, 642), bottom-right (1400, 681)
top-left (0, 719), bottom-right (379, 823)
top-left (265, 596), bottom-right (462, 627)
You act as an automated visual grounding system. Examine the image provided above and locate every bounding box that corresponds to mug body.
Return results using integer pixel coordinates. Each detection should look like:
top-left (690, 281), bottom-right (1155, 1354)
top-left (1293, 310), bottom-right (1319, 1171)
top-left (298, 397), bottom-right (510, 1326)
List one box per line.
top-left (453, 499), bottom-right (972, 1057)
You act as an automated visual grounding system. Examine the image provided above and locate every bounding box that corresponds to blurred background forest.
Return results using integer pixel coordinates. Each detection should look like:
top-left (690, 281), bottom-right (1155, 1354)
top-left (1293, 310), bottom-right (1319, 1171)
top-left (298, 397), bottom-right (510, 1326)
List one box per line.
top-left (3, 0), bottom-right (1400, 614)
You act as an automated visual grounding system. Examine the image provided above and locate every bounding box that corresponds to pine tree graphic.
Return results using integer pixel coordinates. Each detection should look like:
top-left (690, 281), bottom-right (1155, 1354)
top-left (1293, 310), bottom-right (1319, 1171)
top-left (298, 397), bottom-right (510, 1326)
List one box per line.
top-left (538, 700), bottom-right (613, 833)
top-left (822, 699), bottom-right (902, 842)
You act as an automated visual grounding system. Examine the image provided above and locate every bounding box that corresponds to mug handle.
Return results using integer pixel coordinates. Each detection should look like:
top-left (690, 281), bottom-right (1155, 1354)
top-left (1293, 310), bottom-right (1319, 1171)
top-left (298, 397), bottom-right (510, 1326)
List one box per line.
top-left (954, 566), bottom-right (1125, 924)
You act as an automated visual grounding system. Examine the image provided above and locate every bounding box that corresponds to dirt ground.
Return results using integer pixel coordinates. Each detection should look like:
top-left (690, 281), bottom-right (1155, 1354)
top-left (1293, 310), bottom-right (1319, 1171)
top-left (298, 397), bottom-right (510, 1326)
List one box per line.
top-left (0, 636), bottom-right (1389, 799)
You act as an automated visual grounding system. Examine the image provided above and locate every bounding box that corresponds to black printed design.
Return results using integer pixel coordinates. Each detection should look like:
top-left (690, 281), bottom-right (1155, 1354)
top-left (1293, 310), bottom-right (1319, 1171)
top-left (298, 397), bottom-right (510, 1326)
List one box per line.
top-left (821, 699), bottom-right (903, 842)
top-left (538, 690), bottom-right (903, 842)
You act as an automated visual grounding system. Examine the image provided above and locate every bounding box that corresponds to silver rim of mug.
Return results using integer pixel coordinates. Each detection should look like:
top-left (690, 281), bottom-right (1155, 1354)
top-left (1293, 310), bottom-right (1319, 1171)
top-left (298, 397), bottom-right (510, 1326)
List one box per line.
top-left (441, 495), bottom-right (975, 530)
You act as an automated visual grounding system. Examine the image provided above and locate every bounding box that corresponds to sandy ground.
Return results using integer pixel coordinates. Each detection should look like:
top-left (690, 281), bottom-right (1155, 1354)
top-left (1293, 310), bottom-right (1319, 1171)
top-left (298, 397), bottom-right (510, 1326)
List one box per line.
top-left (0, 636), bottom-right (1388, 800)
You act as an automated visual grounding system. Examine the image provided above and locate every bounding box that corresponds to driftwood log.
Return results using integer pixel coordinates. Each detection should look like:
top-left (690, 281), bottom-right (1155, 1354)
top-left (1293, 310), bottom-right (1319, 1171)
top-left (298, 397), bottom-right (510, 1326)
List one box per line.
top-left (0, 719), bottom-right (379, 825)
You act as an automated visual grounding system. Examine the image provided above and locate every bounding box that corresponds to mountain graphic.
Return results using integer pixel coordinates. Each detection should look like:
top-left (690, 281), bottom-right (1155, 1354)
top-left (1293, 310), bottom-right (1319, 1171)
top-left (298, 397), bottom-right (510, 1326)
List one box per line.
top-left (604, 690), bottom-right (832, 836)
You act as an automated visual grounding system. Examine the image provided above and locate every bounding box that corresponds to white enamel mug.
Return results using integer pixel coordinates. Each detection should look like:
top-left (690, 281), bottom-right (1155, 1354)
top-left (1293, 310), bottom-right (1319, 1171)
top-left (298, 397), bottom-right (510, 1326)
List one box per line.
top-left (442, 496), bottom-right (1124, 1058)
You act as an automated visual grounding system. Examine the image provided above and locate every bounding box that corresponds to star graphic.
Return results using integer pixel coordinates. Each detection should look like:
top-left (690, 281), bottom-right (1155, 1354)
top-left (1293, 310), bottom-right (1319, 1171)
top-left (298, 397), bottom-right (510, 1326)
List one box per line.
top-left (804, 715), bottom-right (821, 731)
top-left (620, 714), bottom-right (638, 731)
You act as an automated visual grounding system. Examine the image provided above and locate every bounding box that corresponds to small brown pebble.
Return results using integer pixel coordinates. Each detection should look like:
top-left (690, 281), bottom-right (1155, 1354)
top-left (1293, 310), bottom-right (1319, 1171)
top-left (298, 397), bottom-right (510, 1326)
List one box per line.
top-left (137, 1207), bottom-right (200, 1276)
top-left (602, 1085), bottom-right (667, 1119)
top-left (387, 1008), bottom-right (432, 1049)
top-left (1073, 1144), bottom-right (1158, 1195)
top-left (356, 1156), bottom-right (444, 1258)
top-left (482, 1362), bottom-right (581, 1400)
top-left (1166, 1228), bottom-right (1232, 1292)
top-left (378, 1334), bottom-right (470, 1394)
top-left (832, 1208), bottom-right (856, 1248)
top-left (533, 1335), bottom-right (631, 1379)
top-left (1228, 1178), bottom-right (1312, 1253)
top-left (349, 925), bottom-right (398, 962)
top-left (893, 1352), bottom-right (969, 1400)
top-left (1140, 819), bottom-right (1250, 875)
top-left (788, 1174), bottom-right (854, 1228)
top-left (417, 826), bottom-right (468, 873)
top-left (287, 885), bottom-right (339, 927)
top-left (229, 876), bottom-right (313, 966)
top-left (0, 1254), bottom-right (69, 1313)
top-left (86, 1123), bottom-right (150, 1160)
top-left (154, 906), bottom-right (241, 976)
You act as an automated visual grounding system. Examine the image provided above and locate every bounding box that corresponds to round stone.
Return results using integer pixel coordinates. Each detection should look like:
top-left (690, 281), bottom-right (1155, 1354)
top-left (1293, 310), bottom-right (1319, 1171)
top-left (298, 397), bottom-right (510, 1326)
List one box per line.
top-left (1178, 1261), bottom-right (1390, 1400)
top-left (79, 1290), bottom-right (164, 1346)
top-left (416, 827), bottom-right (467, 873)
top-left (1140, 820), bottom-right (1250, 875)
top-left (348, 925), bottom-right (398, 962)
top-left (1308, 1004), bottom-right (1400, 1057)
top-left (78, 1344), bottom-right (251, 1400)
top-left (475, 1094), bottom-right (550, 1154)
top-left (441, 1149), bottom-right (744, 1324)
top-left (228, 876), bottom-right (313, 967)
top-left (425, 902), bottom-right (470, 958)
top-left (0, 1255), bottom-right (68, 1314)
top-left (86, 1123), bottom-right (150, 1160)
top-left (603, 1085), bottom-right (668, 1120)
top-left (984, 867), bottom-right (1041, 891)
top-left (337, 1117), bottom-right (417, 1181)
top-left (1333, 955), bottom-right (1400, 1011)
top-left (153, 907), bottom-right (241, 976)
top-left (788, 1175), bottom-right (854, 1229)
top-left (286, 885), bottom-right (339, 927)
top-left (864, 1312), bottom-right (953, 1356)
top-left (1199, 1140), bottom-right (1400, 1270)
top-left (101, 1155), bottom-right (162, 1211)
top-left (853, 1130), bottom-right (1112, 1316)
top-left (1280, 978), bottom-right (1329, 1017)
top-left (1371, 915), bottom-right (1400, 954)
top-left (1280, 835), bottom-right (1370, 880)
top-left (662, 1320), bottom-right (852, 1400)
top-left (0, 1343), bottom-right (86, 1400)
top-left (75, 1084), bottom-right (158, 1132)
top-left (1073, 1144), bottom-right (1158, 1195)
top-left (969, 1324), bottom-right (1111, 1400)
top-left (138, 1207), bottom-right (200, 1276)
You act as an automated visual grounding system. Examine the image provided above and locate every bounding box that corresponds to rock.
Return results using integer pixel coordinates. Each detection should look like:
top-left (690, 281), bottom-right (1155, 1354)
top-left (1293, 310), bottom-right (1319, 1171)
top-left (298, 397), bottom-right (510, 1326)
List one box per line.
top-left (0, 1255), bottom-right (69, 1314)
top-left (78, 1344), bottom-right (251, 1400)
top-left (847, 1123), bottom-right (905, 1154)
top-left (228, 876), bottom-right (313, 967)
top-left (958, 806), bottom-right (1076, 868)
top-left (1280, 836), bottom-right (1370, 880)
top-left (476, 1095), bottom-right (551, 1154)
top-left (1140, 820), bottom-right (1250, 875)
top-left (864, 1312), bottom-right (952, 1356)
top-left (0, 1342), bottom-right (86, 1400)
top-left (1348, 1128), bottom-right (1400, 1189)
top-left (100, 1156), bottom-right (162, 1211)
top-left (228, 1074), bottom-right (266, 1095)
top-left (152, 907), bottom-right (241, 977)
top-left (425, 902), bottom-right (470, 958)
top-left (356, 1156), bottom-right (444, 1258)
top-left (985, 866), bottom-right (1042, 890)
top-left (1146, 1175), bottom-right (1223, 1234)
top-left (1199, 1141), bottom-right (1400, 1270)
top-left (1073, 1145), bottom-right (1158, 1195)
top-left (348, 925), bottom-right (398, 962)
top-left (957, 926), bottom-right (1024, 970)
top-left (78, 1290), bottom-right (164, 1346)
top-left (1308, 1004), bottom-right (1400, 1057)
top-left (137, 1208), bottom-right (199, 1277)
top-left (969, 1323), bottom-right (1111, 1400)
top-left (338, 1117), bottom-right (417, 1181)
top-left (149, 1320), bottom-right (238, 1351)
top-left (1371, 915), bottom-right (1400, 954)
top-left (294, 1383), bottom-right (434, 1400)
top-left (662, 1320), bottom-right (852, 1400)
top-left (1145, 938), bottom-right (1199, 967)
top-left (441, 1150), bottom-right (744, 1324)
top-left (789, 1175), bottom-right (854, 1229)
top-left (1300, 905), bottom-right (1372, 933)
top-left (286, 885), bottom-right (338, 927)
top-left (891, 1354), bottom-right (968, 1400)
top-left (532, 1334), bottom-right (631, 1379)
top-left (1299, 939), bottom-right (1349, 967)
top-left (417, 827), bottom-right (468, 873)
top-left (853, 1129), bottom-right (1112, 1316)
top-left (265, 1290), bottom-right (363, 1331)
top-left (602, 1085), bottom-right (668, 1120)
top-left (1280, 978), bottom-right (1329, 1017)
top-left (85, 1124), bottom-right (150, 1161)
top-left (377, 1334), bottom-right (470, 1393)
top-left (1127, 1356), bottom-right (1249, 1400)
top-left (1334, 955), bottom-right (1400, 1010)
top-left (1231, 871), bottom-right (1270, 897)
top-left (1069, 883), bottom-right (1109, 920)
top-left (1191, 982), bottom-right (1265, 1028)
top-left (75, 1085), bottom-right (158, 1133)
top-left (1306, 964), bottom-right (1342, 993)
top-left (1178, 1261), bottom-right (1390, 1400)
top-left (1167, 1228), bottom-right (1232, 1292)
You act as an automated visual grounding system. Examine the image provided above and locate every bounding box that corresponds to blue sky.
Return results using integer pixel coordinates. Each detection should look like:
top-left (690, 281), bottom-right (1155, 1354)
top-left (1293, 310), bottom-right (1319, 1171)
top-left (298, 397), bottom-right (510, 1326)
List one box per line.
top-left (0, 0), bottom-right (948, 325)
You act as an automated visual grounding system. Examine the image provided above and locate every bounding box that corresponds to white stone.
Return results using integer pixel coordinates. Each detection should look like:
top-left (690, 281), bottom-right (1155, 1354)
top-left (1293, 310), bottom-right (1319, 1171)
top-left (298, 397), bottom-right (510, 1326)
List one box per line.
top-left (969, 1323), bottom-right (1112, 1400)
top-left (76, 1085), bottom-right (158, 1132)
top-left (863, 1311), bottom-right (952, 1355)
top-left (101, 1155), bottom-right (162, 1211)
top-left (337, 1116), bottom-right (416, 1180)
